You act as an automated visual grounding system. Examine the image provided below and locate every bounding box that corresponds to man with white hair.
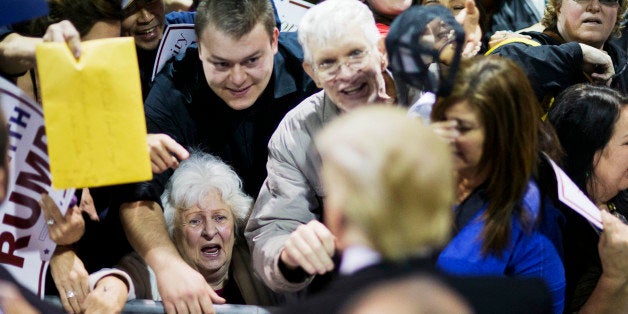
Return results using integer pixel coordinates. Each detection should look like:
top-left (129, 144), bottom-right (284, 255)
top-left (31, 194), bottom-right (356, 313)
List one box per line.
top-left (245, 0), bottom-right (394, 294)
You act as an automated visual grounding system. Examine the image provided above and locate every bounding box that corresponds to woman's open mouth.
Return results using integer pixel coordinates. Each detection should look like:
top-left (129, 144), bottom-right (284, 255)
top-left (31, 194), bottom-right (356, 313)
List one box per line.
top-left (201, 244), bottom-right (222, 258)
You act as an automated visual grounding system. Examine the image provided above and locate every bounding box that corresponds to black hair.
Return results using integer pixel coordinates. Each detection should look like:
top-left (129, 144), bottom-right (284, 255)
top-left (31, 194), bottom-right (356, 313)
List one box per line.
top-left (548, 84), bottom-right (628, 200)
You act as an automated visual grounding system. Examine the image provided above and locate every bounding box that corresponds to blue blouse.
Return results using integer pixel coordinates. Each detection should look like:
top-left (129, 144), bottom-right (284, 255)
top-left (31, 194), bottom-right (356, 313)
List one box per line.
top-left (437, 180), bottom-right (565, 314)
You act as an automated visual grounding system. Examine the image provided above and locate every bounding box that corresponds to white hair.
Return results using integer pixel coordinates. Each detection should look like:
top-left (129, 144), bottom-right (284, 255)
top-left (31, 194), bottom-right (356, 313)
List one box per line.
top-left (298, 0), bottom-right (381, 63)
top-left (162, 152), bottom-right (252, 238)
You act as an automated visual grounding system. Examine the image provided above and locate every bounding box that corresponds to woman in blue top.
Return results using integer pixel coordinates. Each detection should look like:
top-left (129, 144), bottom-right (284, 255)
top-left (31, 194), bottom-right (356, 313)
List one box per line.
top-left (430, 56), bottom-right (565, 313)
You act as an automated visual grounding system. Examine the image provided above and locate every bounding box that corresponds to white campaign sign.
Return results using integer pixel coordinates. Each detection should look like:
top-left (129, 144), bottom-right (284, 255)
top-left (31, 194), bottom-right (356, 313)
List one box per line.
top-left (546, 156), bottom-right (603, 230)
top-left (0, 77), bottom-right (74, 297)
top-left (151, 24), bottom-right (196, 81)
top-left (273, 0), bottom-right (314, 31)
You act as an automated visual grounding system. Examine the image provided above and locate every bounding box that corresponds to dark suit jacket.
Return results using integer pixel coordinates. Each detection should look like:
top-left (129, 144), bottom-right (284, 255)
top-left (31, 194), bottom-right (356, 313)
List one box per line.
top-left (277, 257), bottom-right (552, 314)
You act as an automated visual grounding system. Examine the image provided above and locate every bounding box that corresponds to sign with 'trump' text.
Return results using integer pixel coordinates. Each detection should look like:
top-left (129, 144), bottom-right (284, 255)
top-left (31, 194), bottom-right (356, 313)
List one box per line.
top-left (0, 77), bottom-right (74, 297)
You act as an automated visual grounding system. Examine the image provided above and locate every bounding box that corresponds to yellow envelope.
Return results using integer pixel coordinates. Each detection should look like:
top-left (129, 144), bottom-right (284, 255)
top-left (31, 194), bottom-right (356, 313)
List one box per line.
top-left (36, 37), bottom-right (152, 189)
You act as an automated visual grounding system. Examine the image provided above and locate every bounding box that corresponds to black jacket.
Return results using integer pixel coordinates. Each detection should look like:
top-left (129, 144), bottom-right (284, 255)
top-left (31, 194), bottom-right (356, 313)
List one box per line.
top-left (277, 257), bottom-right (553, 314)
top-left (491, 28), bottom-right (627, 106)
top-left (126, 32), bottom-right (317, 202)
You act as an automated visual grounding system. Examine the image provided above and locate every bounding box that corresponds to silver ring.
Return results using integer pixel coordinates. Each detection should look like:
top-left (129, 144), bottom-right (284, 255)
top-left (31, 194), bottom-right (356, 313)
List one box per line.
top-left (46, 219), bottom-right (55, 226)
top-left (66, 290), bottom-right (75, 298)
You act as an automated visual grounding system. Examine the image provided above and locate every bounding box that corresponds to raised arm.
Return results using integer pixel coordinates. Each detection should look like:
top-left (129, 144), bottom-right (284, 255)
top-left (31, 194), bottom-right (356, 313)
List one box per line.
top-left (245, 108), bottom-right (335, 293)
top-left (147, 133), bottom-right (190, 174)
top-left (0, 20), bottom-right (81, 77)
top-left (492, 41), bottom-right (591, 100)
top-left (40, 190), bottom-right (98, 314)
top-left (84, 269), bottom-right (133, 313)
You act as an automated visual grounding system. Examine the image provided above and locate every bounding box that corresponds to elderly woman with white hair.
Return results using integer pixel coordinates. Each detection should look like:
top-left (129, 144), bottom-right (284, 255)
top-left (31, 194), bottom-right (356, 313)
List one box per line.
top-left (83, 152), bottom-right (275, 312)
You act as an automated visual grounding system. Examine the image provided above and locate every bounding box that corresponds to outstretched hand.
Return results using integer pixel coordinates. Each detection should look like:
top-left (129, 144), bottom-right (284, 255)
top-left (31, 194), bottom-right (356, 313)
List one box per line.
top-left (156, 258), bottom-right (225, 314)
top-left (50, 246), bottom-right (89, 314)
top-left (598, 210), bottom-right (628, 282)
top-left (40, 188), bottom-right (98, 246)
top-left (147, 134), bottom-right (190, 174)
top-left (43, 20), bottom-right (81, 59)
top-left (83, 275), bottom-right (128, 314)
top-left (579, 43), bottom-right (615, 86)
top-left (456, 0), bottom-right (482, 58)
top-left (280, 220), bottom-right (336, 276)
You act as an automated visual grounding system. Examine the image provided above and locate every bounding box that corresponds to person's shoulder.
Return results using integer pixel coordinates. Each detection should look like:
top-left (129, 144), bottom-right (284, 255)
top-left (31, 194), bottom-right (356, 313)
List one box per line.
top-left (173, 44), bottom-right (202, 80)
top-left (488, 33), bottom-right (542, 56)
top-left (277, 32), bottom-right (305, 62)
top-left (520, 30), bottom-right (568, 46)
top-left (151, 44), bottom-right (202, 98)
top-left (274, 32), bottom-right (318, 97)
top-left (521, 31), bottom-right (550, 42)
top-left (281, 91), bottom-right (326, 125)
top-left (278, 32), bottom-right (301, 50)
top-left (270, 91), bottom-right (326, 144)
top-left (605, 39), bottom-right (627, 60)
top-left (491, 31), bottom-right (562, 54)
top-left (520, 179), bottom-right (543, 217)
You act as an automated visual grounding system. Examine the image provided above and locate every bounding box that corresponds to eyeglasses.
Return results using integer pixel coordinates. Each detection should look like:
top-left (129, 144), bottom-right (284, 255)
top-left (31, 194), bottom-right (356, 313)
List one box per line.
top-left (313, 49), bottom-right (371, 81)
top-left (573, 0), bottom-right (619, 6)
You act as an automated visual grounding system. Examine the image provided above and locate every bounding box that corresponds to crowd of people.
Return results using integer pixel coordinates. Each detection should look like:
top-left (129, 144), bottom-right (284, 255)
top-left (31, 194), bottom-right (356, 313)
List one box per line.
top-left (0, 0), bottom-right (627, 313)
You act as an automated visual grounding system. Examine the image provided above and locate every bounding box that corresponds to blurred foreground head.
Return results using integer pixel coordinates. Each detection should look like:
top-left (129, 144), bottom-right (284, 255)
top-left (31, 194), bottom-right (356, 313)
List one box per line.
top-left (342, 274), bottom-right (472, 314)
top-left (316, 106), bottom-right (454, 261)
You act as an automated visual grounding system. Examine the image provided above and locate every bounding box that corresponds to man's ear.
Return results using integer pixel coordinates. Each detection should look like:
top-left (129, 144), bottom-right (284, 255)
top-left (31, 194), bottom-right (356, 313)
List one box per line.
top-left (303, 62), bottom-right (323, 88)
top-left (377, 37), bottom-right (388, 71)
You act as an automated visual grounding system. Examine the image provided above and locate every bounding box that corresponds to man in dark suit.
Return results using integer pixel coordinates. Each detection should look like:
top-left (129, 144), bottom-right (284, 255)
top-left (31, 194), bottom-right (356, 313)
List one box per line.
top-left (279, 106), bottom-right (553, 313)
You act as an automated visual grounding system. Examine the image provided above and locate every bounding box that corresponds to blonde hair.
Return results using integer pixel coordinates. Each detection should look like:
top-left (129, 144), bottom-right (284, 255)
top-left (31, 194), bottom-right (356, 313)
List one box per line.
top-left (316, 106), bottom-right (454, 261)
top-left (542, 0), bottom-right (627, 38)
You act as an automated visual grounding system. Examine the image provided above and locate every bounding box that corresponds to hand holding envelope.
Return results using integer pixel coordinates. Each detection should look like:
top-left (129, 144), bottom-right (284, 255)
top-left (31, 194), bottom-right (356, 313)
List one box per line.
top-left (35, 37), bottom-right (152, 189)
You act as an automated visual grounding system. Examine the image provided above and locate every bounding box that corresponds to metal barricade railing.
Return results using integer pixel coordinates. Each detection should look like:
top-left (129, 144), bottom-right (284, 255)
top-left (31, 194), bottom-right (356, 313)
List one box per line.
top-left (43, 296), bottom-right (273, 313)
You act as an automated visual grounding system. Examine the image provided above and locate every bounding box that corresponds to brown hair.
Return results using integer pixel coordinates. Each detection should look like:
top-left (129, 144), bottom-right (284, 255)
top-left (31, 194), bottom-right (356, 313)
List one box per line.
top-left (541, 0), bottom-right (627, 38)
top-left (194, 0), bottom-right (275, 42)
top-left (431, 56), bottom-right (542, 255)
